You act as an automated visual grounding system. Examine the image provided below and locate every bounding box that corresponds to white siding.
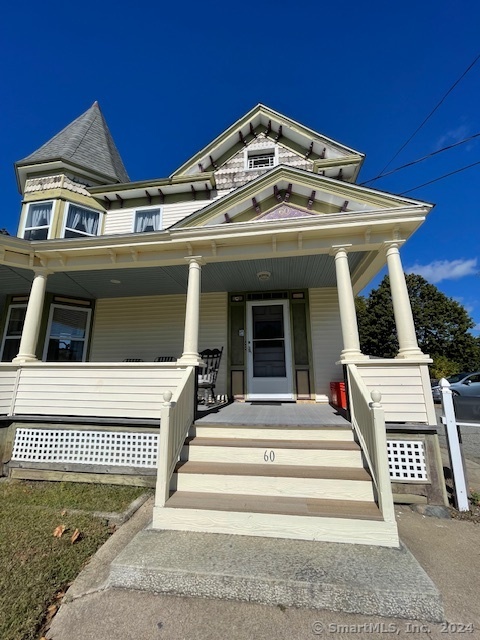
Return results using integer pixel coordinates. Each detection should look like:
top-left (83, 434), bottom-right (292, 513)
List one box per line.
top-left (308, 288), bottom-right (343, 401)
top-left (103, 200), bottom-right (210, 235)
top-left (163, 201), bottom-right (210, 228)
top-left (90, 292), bottom-right (228, 395)
top-left (13, 365), bottom-right (187, 420)
top-left (355, 363), bottom-right (430, 424)
top-left (0, 368), bottom-right (17, 414)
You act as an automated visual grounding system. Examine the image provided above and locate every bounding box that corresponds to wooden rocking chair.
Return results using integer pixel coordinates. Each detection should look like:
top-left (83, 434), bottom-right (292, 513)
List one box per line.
top-left (198, 347), bottom-right (223, 404)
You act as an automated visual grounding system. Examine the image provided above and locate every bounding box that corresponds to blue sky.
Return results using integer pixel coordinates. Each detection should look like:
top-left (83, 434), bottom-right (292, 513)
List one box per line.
top-left (1, 1), bottom-right (479, 331)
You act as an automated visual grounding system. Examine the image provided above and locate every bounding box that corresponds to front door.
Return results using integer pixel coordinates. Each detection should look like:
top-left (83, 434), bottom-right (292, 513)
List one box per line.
top-left (246, 300), bottom-right (294, 401)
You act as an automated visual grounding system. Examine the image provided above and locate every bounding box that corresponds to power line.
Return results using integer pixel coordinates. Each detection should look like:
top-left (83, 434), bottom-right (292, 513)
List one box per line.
top-left (367, 52), bottom-right (480, 184)
top-left (360, 131), bottom-right (480, 185)
top-left (400, 159), bottom-right (480, 195)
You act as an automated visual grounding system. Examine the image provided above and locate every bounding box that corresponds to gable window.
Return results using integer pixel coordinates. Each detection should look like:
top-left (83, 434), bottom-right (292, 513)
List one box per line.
top-left (246, 151), bottom-right (275, 170)
top-left (64, 204), bottom-right (100, 238)
top-left (43, 304), bottom-right (91, 362)
top-left (0, 304), bottom-right (27, 361)
top-left (134, 208), bottom-right (162, 233)
top-left (23, 201), bottom-right (53, 240)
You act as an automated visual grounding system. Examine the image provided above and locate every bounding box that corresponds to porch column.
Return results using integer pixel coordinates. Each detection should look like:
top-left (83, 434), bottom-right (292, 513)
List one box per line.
top-left (334, 247), bottom-right (365, 361)
top-left (13, 269), bottom-right (50, 363)
top-left (177, 257), bottom-right (204, 366)
top-left (385, 243), bottom-right (425, 359)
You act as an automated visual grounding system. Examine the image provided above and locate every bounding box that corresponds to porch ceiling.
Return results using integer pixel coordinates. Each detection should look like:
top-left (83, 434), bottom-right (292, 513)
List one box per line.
top-left (0, 252), bottom-right (365, 300)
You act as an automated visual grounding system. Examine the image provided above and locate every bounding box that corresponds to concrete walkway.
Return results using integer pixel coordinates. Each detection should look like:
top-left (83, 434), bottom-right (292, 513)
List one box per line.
top-left (47, 454), bottom-right (480, 640)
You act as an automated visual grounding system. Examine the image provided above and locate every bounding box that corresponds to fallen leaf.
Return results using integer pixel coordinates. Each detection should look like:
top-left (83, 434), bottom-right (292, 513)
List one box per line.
top-left (61, 509), bottom-right (67, 516)
top-left (55, 591), bottom-right (66, 600)
top-left (70, 528), bottom-right (80, 544)
top-left (53, 524), bottom-right (66, 538)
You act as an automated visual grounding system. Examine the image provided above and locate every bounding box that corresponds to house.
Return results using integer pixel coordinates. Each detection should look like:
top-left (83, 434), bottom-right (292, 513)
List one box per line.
top-left (0, 103), bottom-right (446, 547)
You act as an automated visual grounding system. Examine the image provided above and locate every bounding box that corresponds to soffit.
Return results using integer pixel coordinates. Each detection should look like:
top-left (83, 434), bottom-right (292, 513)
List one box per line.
top-left (0, 253), bottom-right (365, 301)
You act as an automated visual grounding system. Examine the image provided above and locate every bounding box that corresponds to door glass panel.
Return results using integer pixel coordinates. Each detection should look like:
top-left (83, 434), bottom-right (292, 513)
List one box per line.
top-left (252, 305), bottom-right (286, 377)
top-left (253, 305), bottom-right (284, 339)
top-left (253, 340), bottom-right (286, 377)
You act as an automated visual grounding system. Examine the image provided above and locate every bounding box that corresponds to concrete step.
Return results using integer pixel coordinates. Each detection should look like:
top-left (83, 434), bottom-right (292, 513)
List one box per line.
top-left (109, 529), bottom-right (443, 620)
top-left (181, 437), bottom-right (363, 467)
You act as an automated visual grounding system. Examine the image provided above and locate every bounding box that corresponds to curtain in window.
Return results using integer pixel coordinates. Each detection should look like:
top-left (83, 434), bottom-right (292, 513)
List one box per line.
top-left (26, 202), bottom-right (52, 228)
top-left (135, 209), bottom-right (161, 232)
top-left (66, 205), bottom-right (99, 235)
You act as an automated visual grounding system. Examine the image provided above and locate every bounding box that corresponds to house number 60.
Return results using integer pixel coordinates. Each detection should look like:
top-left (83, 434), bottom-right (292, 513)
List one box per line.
top-left (264, 450), bottom-right (275, 462)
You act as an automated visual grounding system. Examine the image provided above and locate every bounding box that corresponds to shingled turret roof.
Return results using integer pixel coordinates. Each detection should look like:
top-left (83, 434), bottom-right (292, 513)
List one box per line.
top-left (16, 102), bottom-right (129, 184)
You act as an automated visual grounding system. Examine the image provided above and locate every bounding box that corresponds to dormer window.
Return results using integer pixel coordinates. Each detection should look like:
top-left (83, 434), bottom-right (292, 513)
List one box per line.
top-left (134, 208), bottom-right (162, 233)
top-left (63, 204), bottom-right (101, 238)
top-left (247, 151), bottom-right (275, 170)
top-left (23, 201), bottom-right (53, 240)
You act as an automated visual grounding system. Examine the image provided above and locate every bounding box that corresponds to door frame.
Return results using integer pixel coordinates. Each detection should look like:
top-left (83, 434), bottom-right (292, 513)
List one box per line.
top-left (245, 299), bottom-right (294, 401)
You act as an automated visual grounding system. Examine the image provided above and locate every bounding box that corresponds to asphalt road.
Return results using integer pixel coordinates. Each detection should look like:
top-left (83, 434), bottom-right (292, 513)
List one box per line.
top-left (435, 404), bottom-right (480, 464)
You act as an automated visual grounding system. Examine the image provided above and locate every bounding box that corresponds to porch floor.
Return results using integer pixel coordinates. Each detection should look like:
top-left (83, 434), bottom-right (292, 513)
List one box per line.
top-left (196, 402), bottom-right (350, 426)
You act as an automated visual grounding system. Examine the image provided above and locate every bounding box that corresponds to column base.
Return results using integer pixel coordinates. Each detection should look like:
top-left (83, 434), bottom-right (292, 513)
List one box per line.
top-left (339, 350), bottom-right (368, 362)
top-left (177, 354), bottom-right (205, 367)
top-left (12, 355), bottom-right (38, 364)
top-left (395, 349), bottom-right (429, 360)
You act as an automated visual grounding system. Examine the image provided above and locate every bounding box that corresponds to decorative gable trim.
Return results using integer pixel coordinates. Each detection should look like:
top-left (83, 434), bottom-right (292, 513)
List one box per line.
top-left (170, 104), bottom-right (365, 180)
top-left (254, 205), bottom-right (315, 222)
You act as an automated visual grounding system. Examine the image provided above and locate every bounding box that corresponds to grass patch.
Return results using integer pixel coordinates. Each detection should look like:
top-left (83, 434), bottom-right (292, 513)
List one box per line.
top-left (0, 480), bottom-right (149, 640)
top-left (1, 480), bottom-right (147, 512)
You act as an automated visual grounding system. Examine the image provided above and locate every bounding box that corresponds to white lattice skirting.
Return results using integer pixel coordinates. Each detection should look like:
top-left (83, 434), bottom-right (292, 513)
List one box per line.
top-left (11, 428), bottom-right (158, 468)
top-left (387, 440), bottom-right (428, 481)
top-left (11, 429), bottom-right (428, 481)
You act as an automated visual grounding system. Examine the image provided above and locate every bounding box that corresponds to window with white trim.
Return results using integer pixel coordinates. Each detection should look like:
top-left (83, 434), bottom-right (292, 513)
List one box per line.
top-left (23, 201), bottom-right (53, 240)
top-left (43, 305), bottom-right (91, 362)
top-left (63, 204), bottom-right (101, 238)
top-left (246, 151), bottom-right (275, 170)
top-left (1, 304), bottom-right (27, 361)
top-left (133, 207), bottom-right (162, 233)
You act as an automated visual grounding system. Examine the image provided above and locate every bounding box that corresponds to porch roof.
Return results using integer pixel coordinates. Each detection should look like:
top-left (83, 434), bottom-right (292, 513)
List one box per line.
top-left (0, 252), bottom-right (366, 301)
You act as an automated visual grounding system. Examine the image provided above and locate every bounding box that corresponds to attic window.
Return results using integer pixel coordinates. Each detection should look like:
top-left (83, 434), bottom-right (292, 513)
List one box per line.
top-left (246, 151), bottom-right (275, 170)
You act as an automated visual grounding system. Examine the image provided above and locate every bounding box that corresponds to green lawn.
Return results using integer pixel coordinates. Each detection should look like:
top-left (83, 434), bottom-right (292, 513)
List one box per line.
top-left (0, 480), bottom-right (148, 640)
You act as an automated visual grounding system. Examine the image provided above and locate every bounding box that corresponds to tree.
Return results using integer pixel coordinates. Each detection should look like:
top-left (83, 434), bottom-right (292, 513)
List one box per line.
top-left (356, 274), bottom-right (480, 378)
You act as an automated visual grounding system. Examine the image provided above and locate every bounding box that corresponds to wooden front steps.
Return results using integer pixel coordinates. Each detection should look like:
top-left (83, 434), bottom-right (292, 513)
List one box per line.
top-left (153, 422), bottom-right (399, 547)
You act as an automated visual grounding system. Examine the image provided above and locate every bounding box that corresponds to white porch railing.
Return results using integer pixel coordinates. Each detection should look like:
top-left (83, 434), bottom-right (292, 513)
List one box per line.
top-left (155, 366), bottom-right (196, 506)
top-left (346, 364), bottom-right (396, 523)
top-left (0, 362), bottom-right (190, 420)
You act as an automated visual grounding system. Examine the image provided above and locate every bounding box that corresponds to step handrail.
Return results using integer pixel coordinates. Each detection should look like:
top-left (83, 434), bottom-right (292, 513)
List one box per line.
top-left (155, 366), bottom-right (196, 506)
top-left (346, 364), bottom-right (395, 523)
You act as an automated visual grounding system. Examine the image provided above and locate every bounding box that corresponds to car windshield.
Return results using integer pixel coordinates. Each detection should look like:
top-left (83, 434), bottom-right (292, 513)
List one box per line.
top-left (447, 373), bottom-right (469, 384)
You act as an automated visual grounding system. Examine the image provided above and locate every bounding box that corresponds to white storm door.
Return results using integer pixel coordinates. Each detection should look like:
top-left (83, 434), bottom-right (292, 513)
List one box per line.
top-left (246, 300), bottom-right (294, 401)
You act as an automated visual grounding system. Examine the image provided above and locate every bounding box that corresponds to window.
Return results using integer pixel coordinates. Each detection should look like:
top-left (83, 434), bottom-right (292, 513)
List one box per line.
top-left (134, 208), bottom-right (162, 233)
top-left (0, 304), bottom-right (27, 361)
top-left (43, 305), bottom-right (91, 362)
top-left (246, 152), bottom-right (275, 170)
top-left (23, 201), bottom-right (53, 240)
top-left (64, 204), bottom-right (100, 238)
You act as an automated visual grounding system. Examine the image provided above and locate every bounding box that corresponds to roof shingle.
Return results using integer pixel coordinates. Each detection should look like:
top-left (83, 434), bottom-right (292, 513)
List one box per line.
top-left (17, 102), bottom-right (129, 184)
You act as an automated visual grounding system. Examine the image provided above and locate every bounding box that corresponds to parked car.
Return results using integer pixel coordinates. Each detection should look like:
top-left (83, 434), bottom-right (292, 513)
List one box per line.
top-left (432, 372), bottom-right (480, 402)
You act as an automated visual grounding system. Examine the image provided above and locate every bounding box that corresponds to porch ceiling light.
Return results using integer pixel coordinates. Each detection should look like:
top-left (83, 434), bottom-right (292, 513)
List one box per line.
top-left (110, 279), bottom-right (121, 284)
top-left (257, 271), bottom-right (271, 281)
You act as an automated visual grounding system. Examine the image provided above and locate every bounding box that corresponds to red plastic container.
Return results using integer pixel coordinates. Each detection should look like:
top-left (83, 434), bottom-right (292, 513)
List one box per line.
top-left (330, 381), bottom-right (347, 409)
